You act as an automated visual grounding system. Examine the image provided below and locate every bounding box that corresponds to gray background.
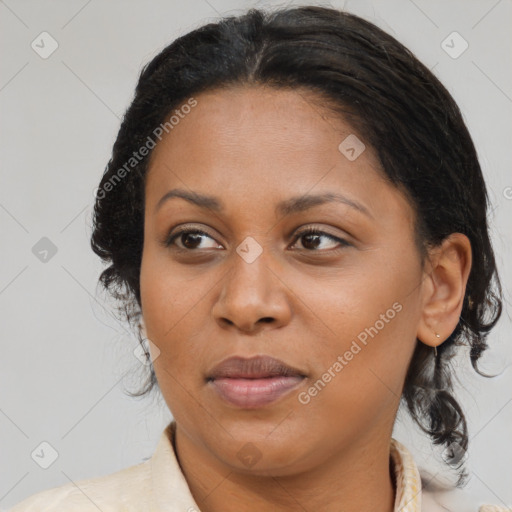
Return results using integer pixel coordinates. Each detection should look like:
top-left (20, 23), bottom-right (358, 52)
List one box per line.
top-left (1, 0), bottom-right (511, 509)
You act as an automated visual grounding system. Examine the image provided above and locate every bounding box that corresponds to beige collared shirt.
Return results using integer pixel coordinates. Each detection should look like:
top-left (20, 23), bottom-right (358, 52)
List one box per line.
top-left (8, 422), bottom-right (509, 512)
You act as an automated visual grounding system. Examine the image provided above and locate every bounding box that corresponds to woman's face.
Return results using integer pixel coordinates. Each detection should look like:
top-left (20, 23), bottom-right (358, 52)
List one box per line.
top-left (140, 85), bottom-right (426, 475)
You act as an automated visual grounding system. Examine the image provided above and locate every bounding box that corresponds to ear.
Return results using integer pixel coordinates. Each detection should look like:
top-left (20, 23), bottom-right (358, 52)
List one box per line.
top-left (416, 233), bottom-right (472, 349)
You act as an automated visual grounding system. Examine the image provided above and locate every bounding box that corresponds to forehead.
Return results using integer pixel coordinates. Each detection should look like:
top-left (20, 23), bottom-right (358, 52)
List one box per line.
top-left (145, 85), bottom-right (412, 227)
top-left (152, 86), bottom-right (367, 157)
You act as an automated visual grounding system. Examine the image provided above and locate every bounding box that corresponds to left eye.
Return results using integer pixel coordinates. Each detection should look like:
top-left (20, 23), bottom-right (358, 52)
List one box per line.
top-left (290, 228), bottom-right (350, 251)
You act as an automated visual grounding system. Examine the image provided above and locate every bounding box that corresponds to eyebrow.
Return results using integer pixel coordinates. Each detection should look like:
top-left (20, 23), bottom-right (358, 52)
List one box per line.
top-left (155, 188), bottom-right (373, 219)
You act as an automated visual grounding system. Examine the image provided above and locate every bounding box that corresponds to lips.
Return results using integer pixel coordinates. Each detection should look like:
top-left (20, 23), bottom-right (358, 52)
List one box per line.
top-left (207, 355), bottom-right (306, 408)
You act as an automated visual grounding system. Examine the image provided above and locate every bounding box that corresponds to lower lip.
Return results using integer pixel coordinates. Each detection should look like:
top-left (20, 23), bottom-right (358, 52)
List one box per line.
top-left (209, 376), bottom-right (304, 408)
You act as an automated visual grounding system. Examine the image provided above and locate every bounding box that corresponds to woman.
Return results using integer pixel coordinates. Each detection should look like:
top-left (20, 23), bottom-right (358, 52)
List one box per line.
top-left (9, 5), bottom-right (507, 512)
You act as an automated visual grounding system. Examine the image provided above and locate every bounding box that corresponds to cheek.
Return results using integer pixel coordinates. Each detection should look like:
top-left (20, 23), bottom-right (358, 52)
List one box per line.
top-left (299, 309), bottom-right (413, 439)
top-left (140, 247), bottom-right (183, 354)
top-left (139, 247), bottom-right (216, 374)
top-left (302, 252), bottom-right (421, 413)
top-left (140, 240), bottom-right (198, 330)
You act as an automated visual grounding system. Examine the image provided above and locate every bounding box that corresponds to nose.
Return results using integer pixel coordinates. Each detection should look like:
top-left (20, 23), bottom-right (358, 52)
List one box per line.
top-left (211, 245), bottom-right (293, 333)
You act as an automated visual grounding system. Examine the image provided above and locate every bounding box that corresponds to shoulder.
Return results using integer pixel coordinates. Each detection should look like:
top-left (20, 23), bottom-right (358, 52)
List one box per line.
top-left (8, 459), bottom-right (152, 512)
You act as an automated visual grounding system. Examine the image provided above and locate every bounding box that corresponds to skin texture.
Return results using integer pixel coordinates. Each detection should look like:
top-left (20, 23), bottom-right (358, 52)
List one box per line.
top-left (139, 85), bottom-right (472, 512)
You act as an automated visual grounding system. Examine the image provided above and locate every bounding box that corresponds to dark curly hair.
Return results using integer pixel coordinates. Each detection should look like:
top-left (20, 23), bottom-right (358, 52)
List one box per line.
top-left (90, 6), bottom-right (503, 487)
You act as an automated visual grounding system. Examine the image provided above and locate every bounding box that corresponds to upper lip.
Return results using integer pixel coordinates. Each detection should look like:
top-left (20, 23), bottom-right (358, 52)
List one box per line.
top-left (207, 355), bottom-right (306, 380)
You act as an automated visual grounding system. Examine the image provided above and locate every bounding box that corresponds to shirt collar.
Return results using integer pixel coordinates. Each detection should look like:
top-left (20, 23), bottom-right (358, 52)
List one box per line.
top-left (151, 421), bottom-right (201, 511)
top-left (390, 437), bottom-right (422, 511)
top-left (150, 421), bottom-right (422, 512)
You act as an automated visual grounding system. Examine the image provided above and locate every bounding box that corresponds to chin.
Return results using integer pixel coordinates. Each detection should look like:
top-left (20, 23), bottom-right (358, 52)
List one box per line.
top-left (204, 421), bottom-right (315, 474)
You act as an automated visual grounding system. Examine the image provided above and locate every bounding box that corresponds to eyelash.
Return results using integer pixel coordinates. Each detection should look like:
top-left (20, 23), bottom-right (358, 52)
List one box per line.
top-left (164, 226), bottom-right (351, 253)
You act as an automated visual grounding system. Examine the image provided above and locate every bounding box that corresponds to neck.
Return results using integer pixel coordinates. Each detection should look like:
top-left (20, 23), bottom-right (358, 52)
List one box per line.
top-left (174, 425), bottom-right (396, 512)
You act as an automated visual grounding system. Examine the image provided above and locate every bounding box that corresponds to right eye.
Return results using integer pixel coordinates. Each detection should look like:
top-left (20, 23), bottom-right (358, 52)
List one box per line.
top-left (165, 228), bottom-right (223, 251)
